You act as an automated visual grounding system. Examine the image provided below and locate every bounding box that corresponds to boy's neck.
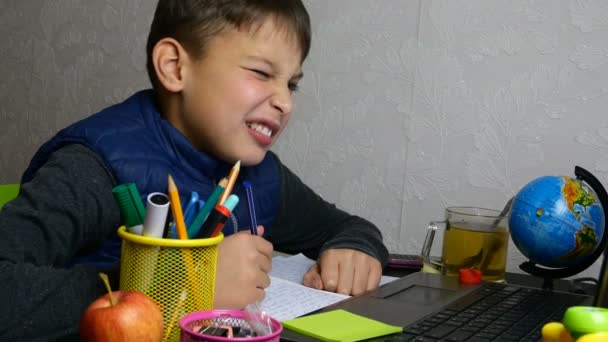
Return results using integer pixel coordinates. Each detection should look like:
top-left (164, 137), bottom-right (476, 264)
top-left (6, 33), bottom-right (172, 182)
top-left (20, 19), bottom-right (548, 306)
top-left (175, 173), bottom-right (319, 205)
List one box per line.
top-left (155, 88), bottom-right (174, 120)
top-left (157, 89), bottom-right (189, 134)
top-left (155, 89), bottom-right (202, 153)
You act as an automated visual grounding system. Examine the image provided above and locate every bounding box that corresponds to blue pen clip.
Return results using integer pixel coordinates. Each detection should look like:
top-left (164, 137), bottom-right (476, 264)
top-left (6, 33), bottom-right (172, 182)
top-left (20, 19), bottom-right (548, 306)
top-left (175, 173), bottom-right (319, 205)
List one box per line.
top-left (169, 191), bottom-right (203, 238)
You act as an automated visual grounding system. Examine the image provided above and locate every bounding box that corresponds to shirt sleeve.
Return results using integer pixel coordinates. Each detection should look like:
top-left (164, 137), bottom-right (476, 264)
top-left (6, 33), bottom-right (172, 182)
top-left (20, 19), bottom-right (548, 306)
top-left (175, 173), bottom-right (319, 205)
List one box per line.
top-left (267, 153), bottom-right (389, 266)
top-left (0, 144), bottom-right (121, 341)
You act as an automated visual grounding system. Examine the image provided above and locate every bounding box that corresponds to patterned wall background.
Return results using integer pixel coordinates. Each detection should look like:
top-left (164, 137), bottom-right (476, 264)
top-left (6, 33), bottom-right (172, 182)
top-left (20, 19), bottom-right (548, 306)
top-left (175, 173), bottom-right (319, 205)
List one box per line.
top-left (1, 0), bottom-right (608, 278)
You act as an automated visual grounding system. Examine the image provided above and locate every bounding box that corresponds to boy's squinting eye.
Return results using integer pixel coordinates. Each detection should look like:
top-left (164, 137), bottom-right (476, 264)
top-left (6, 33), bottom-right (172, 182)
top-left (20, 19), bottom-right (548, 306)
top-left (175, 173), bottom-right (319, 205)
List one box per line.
top-left (251, 69), bottom-right (270, 78)
top-left (248, 67), bottom-right (300, 92)
top-left (288, 82), bottom-right (299, 92)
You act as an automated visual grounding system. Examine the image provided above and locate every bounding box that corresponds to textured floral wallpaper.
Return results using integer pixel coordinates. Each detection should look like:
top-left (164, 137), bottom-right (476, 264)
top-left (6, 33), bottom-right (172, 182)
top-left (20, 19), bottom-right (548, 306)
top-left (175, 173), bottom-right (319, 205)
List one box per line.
top-left (2, 0), bottom-right (608, 278)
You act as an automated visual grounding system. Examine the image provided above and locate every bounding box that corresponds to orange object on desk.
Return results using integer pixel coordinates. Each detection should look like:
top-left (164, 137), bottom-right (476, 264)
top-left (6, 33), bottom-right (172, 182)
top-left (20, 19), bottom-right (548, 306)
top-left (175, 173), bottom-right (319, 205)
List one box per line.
top-left (459, 268), bottom-right (482, 284)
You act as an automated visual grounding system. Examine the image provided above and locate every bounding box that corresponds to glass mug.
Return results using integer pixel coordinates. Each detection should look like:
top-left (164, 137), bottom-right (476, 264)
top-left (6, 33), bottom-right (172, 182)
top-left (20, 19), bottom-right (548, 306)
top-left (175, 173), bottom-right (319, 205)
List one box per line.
top-left (420, 207), bottom-right (509, 282)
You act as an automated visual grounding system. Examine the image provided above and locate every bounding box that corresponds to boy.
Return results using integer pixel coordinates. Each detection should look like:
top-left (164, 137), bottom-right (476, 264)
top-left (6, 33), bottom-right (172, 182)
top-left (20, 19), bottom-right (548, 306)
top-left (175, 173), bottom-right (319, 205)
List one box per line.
top-left (0, 0), bottom-right (388, 340)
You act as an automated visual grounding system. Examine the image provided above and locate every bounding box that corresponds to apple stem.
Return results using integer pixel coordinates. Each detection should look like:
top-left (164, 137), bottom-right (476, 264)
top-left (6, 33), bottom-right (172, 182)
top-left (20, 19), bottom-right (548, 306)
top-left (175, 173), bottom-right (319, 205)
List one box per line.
top-left (98, 272), bottom-right (116, 307)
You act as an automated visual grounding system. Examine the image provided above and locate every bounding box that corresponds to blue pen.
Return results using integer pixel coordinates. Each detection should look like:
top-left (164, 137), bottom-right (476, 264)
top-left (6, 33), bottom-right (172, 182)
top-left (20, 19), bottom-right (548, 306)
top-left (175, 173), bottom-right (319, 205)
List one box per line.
top-left (184, 192), bottom-right (203, 228)
top-left (243, 181), bottom-right (258, 235)
top-left (169, 191), bottom-right (202, 238)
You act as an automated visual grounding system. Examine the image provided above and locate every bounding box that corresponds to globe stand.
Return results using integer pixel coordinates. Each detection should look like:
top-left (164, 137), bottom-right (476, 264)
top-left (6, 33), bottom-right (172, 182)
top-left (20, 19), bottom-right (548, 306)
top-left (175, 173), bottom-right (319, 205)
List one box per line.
top-left (517, 166), bottom-right (608, 291)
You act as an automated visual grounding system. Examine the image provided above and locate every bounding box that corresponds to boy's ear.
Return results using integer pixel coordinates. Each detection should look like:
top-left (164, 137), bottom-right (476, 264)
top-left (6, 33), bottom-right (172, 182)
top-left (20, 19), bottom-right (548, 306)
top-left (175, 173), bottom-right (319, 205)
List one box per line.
top-left (152, 38), bottom-right (188, 93)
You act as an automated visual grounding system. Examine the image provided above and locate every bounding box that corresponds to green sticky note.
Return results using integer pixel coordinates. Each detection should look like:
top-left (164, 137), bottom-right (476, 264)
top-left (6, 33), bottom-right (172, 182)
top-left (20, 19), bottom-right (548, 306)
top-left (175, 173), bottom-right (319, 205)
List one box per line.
top-left (282, 309), bottom-right (402, 342)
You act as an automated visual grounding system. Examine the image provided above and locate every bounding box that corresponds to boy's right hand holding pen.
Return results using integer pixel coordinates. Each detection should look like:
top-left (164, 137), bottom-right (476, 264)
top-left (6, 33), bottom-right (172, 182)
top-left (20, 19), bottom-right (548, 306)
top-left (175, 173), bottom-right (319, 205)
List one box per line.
top-left (214, 176), bottom-right (269, 309)
top-left (214, 225), bottom-right (270, 309)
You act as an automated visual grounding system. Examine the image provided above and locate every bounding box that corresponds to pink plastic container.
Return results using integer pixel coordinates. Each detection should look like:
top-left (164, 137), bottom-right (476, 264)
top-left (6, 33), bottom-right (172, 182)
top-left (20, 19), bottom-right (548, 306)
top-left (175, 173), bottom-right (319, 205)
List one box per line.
top-left (179, 310), bottom-right (282, 342)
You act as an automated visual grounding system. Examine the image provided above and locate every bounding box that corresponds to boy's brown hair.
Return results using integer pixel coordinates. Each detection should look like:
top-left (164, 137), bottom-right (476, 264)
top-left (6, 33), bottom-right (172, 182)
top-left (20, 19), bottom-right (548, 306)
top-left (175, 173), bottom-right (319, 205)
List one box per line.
top-left (146, 0), bottom-right (311, 89)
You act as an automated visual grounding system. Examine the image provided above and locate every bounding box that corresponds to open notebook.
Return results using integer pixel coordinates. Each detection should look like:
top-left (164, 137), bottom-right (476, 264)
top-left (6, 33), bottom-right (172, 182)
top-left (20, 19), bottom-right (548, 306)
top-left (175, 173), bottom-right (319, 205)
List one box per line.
top-left (260, 253), bottom-right (398, 321)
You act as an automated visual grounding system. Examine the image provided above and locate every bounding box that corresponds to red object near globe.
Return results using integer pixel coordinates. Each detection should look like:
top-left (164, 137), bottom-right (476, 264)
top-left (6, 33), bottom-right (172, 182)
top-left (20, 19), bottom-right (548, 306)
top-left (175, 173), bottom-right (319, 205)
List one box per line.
top-left (459, 268), bottom-right (482, 284)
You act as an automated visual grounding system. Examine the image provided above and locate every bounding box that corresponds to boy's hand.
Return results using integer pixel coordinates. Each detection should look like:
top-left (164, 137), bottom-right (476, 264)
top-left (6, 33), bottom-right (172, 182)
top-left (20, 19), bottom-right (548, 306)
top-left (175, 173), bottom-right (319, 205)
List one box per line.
top-left (302, 249), bottom-right (382, 295)
top-left (213, 225), bottom-right (272, 309)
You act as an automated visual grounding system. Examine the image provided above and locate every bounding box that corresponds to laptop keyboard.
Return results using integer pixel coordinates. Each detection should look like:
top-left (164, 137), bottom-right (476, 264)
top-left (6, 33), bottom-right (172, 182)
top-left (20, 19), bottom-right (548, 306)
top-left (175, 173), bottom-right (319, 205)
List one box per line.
top-left (374, 282), bottom-right (587, 342)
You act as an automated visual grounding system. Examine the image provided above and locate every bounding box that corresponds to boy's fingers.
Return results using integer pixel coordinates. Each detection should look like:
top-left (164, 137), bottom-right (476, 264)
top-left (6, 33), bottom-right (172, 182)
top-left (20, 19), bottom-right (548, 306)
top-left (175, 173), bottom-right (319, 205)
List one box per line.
top-left (319, 258), bottom-right (339, 292)
top-left (257, 252), bottom-right (272, 273)
top-left (256, 270), bottom-right (271, 289)
top-left (303, 263), bottom-right (323, 289)
top-left (366, 262), bottom-right (382, 291)
top-left (235, 225), bottom-right (264, 235)
top-left (351, 266), bottom-right (367, 295)
top-left (253, 288), bottom-right (265, 303)
top-left (235, 225), bottom-right (272, 257)
top-left (335, 260), bottom-right (354, 295)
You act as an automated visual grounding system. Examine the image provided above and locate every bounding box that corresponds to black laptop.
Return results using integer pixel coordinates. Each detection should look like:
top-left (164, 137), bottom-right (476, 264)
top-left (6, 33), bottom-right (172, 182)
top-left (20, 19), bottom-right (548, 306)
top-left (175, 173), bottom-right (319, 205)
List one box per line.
top-left (281, 270), bottom-right (600, 342)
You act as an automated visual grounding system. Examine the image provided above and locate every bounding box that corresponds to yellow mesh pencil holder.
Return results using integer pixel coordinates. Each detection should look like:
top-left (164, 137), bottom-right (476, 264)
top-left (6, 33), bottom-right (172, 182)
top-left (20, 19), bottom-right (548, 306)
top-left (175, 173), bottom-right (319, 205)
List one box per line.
top-left (117, 226), bottom-right (224, 342)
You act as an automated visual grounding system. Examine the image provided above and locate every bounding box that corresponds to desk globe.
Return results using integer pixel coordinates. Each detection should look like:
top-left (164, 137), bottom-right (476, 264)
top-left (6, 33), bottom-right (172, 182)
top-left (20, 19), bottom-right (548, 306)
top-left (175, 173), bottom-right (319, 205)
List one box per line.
top-left (509, 166), bottom-right (608, 282)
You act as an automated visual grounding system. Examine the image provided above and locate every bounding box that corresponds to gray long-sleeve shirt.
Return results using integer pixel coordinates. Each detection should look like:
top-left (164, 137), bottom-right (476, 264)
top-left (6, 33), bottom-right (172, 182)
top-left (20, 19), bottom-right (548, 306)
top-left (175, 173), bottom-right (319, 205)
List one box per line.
top-left (0, 144), bottom-right (388, 341)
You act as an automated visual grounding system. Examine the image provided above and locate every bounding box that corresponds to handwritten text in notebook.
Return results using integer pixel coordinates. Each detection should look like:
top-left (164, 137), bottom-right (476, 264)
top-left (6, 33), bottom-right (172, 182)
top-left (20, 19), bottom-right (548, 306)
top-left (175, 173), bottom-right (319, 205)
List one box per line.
top-left (260, 276), bottom-right (349, 321)
top-left (261, 253), bottom-right (399, 321)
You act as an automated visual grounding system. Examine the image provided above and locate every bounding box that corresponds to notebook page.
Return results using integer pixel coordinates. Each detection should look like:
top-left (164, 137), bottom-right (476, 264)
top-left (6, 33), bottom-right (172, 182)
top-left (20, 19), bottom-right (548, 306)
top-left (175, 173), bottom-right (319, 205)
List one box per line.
top-left (270, 253), bottom-right (316, 284)
top-left (270, 253), bottom-right (399, 286)
top-left (260, 276), bottom-right (350, 321)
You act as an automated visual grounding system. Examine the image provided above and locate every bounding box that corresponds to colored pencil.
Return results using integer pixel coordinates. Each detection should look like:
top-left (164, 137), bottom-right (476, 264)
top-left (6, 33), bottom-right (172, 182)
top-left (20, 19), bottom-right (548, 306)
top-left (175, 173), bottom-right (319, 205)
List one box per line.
top-left (167, 175), bottom-right (188, 240)
top-left (218, 160), bottom-right (240, 205)
top-left (188, 178), bottom-right (228, 238)
top-left (167, 175), bottom-right (203, 310)
top-left (163, 290), bottom-right (187, 341)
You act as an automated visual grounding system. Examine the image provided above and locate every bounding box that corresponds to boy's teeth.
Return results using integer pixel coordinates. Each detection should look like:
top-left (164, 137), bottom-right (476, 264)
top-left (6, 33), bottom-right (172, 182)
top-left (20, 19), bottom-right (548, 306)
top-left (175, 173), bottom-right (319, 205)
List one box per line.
top-left (249, 123), bottom-right (272, 137)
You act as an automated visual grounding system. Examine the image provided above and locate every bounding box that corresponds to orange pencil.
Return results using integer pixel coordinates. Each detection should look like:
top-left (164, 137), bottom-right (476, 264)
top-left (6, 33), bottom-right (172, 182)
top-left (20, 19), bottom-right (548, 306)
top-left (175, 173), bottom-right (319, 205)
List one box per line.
top-left (218, 178), bottom-right (229, 191)
top-left (167, 175), bottom-right (203, 309)
top-left (168, 175), bottom-right (188, 240)
top-left (163, 290), bottom-right (187, 341)
top-left (218, 160), bottom-right (241, 205)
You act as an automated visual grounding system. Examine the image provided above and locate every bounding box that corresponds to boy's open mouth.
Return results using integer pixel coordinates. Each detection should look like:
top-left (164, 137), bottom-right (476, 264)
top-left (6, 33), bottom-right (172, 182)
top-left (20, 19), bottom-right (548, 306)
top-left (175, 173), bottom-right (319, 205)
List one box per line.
top-left (247, 122), bottom-right (273, 138)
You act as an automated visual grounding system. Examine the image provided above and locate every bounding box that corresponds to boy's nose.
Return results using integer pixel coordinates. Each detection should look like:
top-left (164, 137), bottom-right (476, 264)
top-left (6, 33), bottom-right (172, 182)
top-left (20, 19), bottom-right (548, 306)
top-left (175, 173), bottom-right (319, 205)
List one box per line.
top-left (270, 87), bottom-right (293, 115)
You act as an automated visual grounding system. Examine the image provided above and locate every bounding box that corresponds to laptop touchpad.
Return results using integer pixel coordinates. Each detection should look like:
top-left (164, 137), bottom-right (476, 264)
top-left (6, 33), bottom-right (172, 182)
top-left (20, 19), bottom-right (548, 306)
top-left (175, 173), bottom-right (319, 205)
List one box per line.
top-left (385, 285), bottom-right (457, 305)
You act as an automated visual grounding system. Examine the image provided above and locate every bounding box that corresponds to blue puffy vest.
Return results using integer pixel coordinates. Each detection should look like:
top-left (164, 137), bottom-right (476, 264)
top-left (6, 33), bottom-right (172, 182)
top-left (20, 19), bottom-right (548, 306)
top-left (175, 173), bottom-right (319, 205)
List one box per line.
top-left (22, 90), bottom-right (280, 269)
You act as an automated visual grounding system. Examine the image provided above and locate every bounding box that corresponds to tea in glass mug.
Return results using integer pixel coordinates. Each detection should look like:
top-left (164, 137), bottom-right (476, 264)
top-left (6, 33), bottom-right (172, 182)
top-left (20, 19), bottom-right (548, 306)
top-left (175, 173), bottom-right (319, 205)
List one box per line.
top-left (421, 207), bottom-right (509, 282)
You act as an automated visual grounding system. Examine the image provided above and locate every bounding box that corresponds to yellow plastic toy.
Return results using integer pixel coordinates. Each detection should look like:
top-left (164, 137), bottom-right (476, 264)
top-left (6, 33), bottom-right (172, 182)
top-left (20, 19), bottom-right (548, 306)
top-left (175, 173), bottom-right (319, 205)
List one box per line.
top-left (542, 307), bottom-right (608, 342)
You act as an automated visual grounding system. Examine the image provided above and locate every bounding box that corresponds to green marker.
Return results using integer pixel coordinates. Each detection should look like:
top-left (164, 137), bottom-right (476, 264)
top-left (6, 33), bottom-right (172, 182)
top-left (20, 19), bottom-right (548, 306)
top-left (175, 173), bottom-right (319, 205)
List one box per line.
top-left (112, 183), bottom-right (146, 235)
top-left (188, 182), bottom-right (226, 238)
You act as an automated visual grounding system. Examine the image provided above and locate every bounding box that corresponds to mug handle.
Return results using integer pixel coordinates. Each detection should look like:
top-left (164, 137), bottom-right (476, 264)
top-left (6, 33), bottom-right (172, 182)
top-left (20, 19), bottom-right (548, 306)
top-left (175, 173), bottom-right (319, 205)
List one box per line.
top-left (420, 220), bottom-right (445, 273)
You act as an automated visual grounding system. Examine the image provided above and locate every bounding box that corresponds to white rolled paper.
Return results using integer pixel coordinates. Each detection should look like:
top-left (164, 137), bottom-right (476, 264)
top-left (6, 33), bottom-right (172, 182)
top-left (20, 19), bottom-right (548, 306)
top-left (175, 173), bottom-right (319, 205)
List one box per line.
top-left (142, 192), bottom-right (170, 239)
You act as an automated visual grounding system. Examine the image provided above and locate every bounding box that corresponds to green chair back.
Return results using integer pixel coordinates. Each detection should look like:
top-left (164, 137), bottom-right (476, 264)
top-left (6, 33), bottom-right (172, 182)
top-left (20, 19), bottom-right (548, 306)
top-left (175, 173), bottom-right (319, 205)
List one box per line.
top-left (0, 184), bottom-right (20, 210)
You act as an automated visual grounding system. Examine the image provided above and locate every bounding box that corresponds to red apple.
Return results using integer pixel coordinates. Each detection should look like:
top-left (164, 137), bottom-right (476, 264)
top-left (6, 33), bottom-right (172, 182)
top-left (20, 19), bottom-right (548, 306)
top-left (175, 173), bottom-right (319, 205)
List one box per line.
top-left (80, 274), bottom-right (163, 342)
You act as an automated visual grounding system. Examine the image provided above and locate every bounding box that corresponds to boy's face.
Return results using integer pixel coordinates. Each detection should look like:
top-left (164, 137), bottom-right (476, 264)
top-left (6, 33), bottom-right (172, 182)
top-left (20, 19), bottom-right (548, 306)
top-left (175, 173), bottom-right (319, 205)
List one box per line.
top-left (174, 18), bottom-right (303, 166)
